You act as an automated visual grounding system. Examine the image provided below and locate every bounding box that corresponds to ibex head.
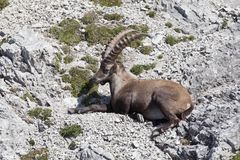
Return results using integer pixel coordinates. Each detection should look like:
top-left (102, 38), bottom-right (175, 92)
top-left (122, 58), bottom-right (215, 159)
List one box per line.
top-left (91, 29), bottom-right (147, 85)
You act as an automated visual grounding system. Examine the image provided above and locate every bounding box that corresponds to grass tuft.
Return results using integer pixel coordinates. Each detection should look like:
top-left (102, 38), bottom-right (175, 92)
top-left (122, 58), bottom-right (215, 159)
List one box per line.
top-left (232, 153), bottom-right (240, 160)
top-left (60, 124), bottom-right (83, 138)
top-left (165, 35), bottom-right (179, 46)
top-left (147, 11), bottom-right (156, 18)
top-left (20, 148), bottom-right (48, 160)
top-left (68, 67), bottom-right (92, 97)
top-left (187, 35), bottom-right (195, 41)
top-left (130, 65), bottom-right (144, 75)
top-left (81, 82), bottom-right (100, 105)
top-left (64, 55), bottom-right (74, 64)
top-left (84, 23), bottom-right (148, 46)
top-left (90, 0), bottom-right (122, 7)
top-left (165, 22), bottom-right (173, 28)
top-left (130, 63), bottom-right (156, 75)
top-left (139, 46), bottom-right (154, 55)
top-left (81, 11), bottom-right (98, 24)
top-left (165, 35), bottom-right (195, 46)
top-left (21, 92), bottom-right (35, 102)
top-left (28, 108), bottom-right (52, 122)
top-left (61, 67), bottom-right (100, 100)
top-left (174, 28), bottom-right (181, 33)
top-left (157, 54), bottom-right (163, 59)
top-left (103, 13), bottom-right (123, 21)
top-left (0, 0), bottom-right (9, 10)
top-left (81, 54), bottom-right (98, 65)
top-left (128, 24), bottom-right (149, 33)
top-left (84, 24), bottom-right (125, 45)
top-left (81, 54), bottom-right (99, 73)
top-left (49, 19), bottom-right (81, 46)
top-left (28, 138), bottom-right (35, 146)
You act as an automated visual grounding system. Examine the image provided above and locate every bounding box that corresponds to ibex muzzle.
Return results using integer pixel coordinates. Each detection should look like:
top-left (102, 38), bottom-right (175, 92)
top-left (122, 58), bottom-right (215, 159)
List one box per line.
top-left (69, 29), bottom-right (194, 135)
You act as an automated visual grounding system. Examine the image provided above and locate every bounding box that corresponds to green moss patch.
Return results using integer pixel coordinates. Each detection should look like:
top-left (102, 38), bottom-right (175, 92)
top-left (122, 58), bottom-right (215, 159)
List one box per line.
top-left (20, 148), bottom-right (48, 160)
top-left (84, 23), bottom-right (149, 46)
top-left (147, 11), bottom-right (156, 18)
top-left (61, 45), bottom-right (71, 54)
top-left (84, 24), bottom-right (125, 45)
top-left (81, 54), bottom-right (98, 65)
top-left (21, 92), bottom-right (35, 102)
top-left (128, 24), bottom-right (149, 33)
top-left (165, 22), bottom-right (173, 28)
top-left (81, 54), bottom-right (99, 73)
top-left (86, 64), bottom-right (98, 73)
top-left (130, 63), bottom-right (156, 75)
top-left (81, 11), bottom-right (98, 24)
top-left (140, 46), bottom-right (153, 55)
top-left (143, 63), bottom-right (156, 70)
top-left (130, 65), bottom-right (144, 75)
top-left (0, 0), bottom-right (9, 10)
top-left (174, 28), bottom-right (181, 33)
top-left (186, 35), bottom-right (195, 41)
top-left (81, 82), bottom-right (100, 105)
top-left (157, 54), bottom-right (163, 59)
top-left (49, 19), bottom-right (81, 45)
top-left (64, 55), bottom-right (74, 64)
top-left (103, 13), bottom-right (123, 21)
top-left (68, 67), bottom-right (91, 97)
top-left (60, 124), bottom-right (83, 138)
top-left (90, 0), bottom-right (122, 7)
top-left (165, 35), bottom-right (178, 46)
top-left (62, 74), bottom-right (71, 83)
top-left (61, 66), bottom-right (100, 103)
top-left (165, 35), bottom-right (195, 46)
top-left (232, 153), bottom-right (240, 160)
top-left (28, 108), bottom-right (52, 123)
top-left (28, 138), bottom-right (35, 146)
top-left (61, 67), bottom-right (99, 98)
top-left (128, 39), bottom-right (142, 49)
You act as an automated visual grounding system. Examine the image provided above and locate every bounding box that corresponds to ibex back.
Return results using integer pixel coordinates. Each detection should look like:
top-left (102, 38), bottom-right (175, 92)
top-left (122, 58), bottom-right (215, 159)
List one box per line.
top-left (68, 29), bottom-right (193, 134)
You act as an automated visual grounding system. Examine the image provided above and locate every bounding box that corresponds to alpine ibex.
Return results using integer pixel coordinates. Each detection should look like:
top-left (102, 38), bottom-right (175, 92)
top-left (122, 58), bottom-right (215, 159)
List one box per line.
top-left (68, 29), bottom-right (193, 134)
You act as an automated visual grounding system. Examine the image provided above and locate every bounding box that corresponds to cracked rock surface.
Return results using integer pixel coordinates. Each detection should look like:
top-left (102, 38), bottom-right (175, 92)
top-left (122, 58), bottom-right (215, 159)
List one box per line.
top-left (0, 0), bottom-right (240, 159)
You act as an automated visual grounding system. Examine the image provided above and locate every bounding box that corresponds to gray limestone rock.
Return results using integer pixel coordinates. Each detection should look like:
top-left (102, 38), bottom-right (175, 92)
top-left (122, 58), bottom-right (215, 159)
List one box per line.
top-left (77, 144), bottom-right (115, 160)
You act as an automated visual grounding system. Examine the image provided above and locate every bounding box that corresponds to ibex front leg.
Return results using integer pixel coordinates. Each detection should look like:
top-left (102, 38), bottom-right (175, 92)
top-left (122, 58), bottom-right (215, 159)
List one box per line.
top-left (68, 104), bottom-right (109, 114)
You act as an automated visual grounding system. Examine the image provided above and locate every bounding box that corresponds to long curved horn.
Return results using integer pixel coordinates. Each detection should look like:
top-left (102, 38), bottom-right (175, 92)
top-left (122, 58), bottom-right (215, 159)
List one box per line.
top-left (101, 29), bottom-right (148, 66)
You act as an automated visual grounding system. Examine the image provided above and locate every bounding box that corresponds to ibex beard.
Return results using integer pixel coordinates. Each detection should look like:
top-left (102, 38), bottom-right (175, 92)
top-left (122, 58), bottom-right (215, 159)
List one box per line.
top-left (68, 29), bottom-right (194, 135)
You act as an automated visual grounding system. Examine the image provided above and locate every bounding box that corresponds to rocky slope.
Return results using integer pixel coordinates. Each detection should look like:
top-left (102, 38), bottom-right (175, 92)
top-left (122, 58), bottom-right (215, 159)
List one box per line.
top-left (0, 0), bottom-right (240, 160)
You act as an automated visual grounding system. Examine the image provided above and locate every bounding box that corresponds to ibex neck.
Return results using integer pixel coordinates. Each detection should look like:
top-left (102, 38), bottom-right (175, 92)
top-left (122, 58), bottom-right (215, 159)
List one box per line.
top-left (109, 71), bottom-right (136, 96)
